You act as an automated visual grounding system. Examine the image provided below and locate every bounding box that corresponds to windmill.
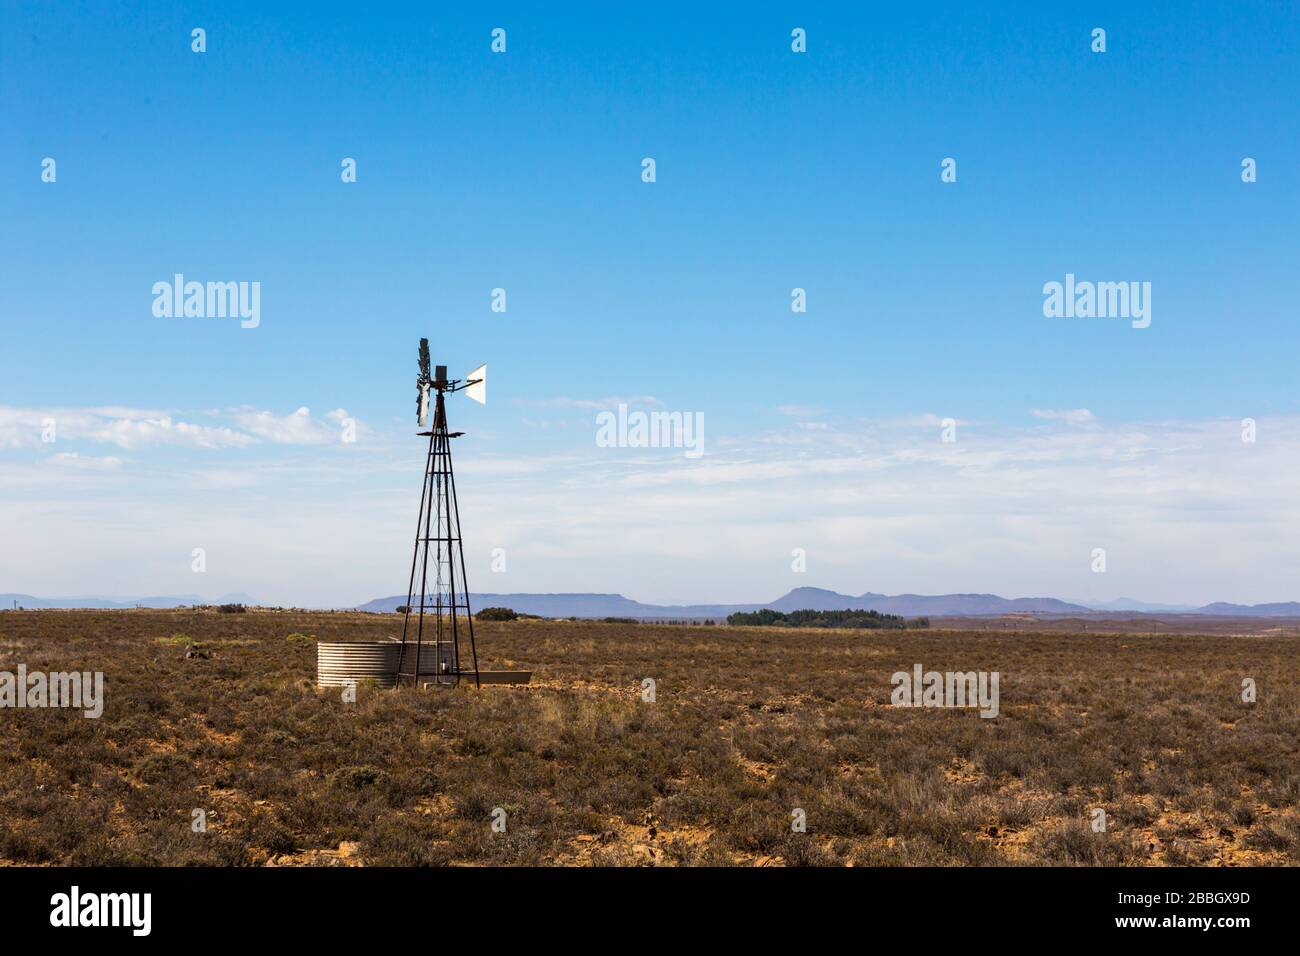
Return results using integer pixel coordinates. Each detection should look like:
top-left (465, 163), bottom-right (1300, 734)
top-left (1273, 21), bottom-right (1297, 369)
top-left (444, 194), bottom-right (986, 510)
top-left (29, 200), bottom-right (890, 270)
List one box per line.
top-left (397, 338), bottom-right (486, 688)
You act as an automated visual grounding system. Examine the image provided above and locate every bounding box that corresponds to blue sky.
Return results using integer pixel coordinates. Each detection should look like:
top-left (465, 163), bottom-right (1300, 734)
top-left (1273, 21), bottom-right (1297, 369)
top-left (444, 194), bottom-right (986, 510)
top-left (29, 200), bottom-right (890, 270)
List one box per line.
top-left (2, 2), bottom-right (1298, 606)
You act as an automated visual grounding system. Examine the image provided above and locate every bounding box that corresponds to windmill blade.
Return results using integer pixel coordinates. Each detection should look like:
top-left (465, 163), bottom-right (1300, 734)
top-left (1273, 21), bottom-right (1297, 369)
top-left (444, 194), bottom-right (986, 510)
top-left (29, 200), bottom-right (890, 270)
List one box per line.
top-left (465, 364), bottom-right (486, 404)
top-left (417, 338), bottom-right (431, 383)
top-left (416, 338), bottom-right (432, 425)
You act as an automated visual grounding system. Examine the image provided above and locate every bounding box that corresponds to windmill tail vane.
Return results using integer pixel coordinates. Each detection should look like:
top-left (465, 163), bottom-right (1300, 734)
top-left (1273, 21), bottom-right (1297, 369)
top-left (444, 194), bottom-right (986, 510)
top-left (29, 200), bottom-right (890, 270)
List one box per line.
top-left (397, 340), bottom-right (486, 689)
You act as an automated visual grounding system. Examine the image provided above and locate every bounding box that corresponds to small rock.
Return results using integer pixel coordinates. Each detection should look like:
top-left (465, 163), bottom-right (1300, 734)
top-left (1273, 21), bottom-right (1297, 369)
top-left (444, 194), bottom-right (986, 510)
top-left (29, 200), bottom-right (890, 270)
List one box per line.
top-left (630, 843), bottom-right (658, 865)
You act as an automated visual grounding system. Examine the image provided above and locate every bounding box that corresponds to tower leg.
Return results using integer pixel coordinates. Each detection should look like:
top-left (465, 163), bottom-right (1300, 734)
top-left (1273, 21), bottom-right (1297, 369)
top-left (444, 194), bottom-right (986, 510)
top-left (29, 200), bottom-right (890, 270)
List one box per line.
top-left (398, 430), bottom-right (437, 686)
top-left (397, 390), bottom-right (480, 689)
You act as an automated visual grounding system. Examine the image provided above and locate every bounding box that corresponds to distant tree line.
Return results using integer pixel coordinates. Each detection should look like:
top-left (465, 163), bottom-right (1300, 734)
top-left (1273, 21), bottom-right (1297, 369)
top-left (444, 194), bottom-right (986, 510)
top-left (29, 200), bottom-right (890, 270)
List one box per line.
top-left (474, 607), bottom-right (543, 621)
top-left (725, 608), bottom-right (929, 629)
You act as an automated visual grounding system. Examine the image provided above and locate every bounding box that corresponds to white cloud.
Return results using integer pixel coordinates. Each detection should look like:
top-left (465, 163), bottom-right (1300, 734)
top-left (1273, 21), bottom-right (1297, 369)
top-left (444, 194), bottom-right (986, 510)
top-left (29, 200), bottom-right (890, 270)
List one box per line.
top-left (912, 412), bottom-right (972, 427)
top-left (1031, 408), bottom-right (1097, 426)
top-left (4, 408), bottom-right (1298, 608)
top-left (0, 405), bottom-right (358, 450)
top-left (85, 405), bottom-right (169, 420)
top-left (90, 415), bottom-right (256, 449)
top-left (512, 395), bottom-right (664, 410)
top-left (231, 406), bottom-right (349, 445)
top-left (777, 404), bottom-right (823, 417)
top-left (50, 452), bottom-right (123, 470)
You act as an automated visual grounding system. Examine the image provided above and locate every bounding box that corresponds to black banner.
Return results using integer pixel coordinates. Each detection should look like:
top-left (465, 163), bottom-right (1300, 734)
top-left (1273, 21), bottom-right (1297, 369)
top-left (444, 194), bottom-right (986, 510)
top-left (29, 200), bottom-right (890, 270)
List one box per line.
top-left (0, 865), bottom-right (1279, 942)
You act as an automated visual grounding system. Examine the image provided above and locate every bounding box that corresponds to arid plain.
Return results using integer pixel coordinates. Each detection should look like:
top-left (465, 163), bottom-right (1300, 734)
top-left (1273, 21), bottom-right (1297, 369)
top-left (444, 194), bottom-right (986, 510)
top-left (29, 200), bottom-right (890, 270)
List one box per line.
top-left (1, 609), bottom-right (1296, 866)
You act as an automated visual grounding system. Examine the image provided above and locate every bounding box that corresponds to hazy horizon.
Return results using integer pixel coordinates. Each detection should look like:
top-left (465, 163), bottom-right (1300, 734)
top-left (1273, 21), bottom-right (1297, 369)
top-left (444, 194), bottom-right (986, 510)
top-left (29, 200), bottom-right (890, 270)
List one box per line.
top-left (0, 583), bottom-right (1285, 615)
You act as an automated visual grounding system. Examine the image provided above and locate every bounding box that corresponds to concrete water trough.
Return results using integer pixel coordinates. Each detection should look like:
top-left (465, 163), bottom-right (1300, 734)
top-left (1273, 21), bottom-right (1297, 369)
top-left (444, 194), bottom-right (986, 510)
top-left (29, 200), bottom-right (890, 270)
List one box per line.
top-left (426, 670), bottom-right (532, 687)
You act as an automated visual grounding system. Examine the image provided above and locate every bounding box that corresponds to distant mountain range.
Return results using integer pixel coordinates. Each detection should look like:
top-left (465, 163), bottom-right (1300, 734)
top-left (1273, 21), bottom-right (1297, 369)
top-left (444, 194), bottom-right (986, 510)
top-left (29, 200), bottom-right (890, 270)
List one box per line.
top-left (0, 593), bottom-right (257, 610)
top-left (7, 587), bottom-right (1300, 618)
top-left (353, 587), bottom-right (1300, 619)
top-left (1064, 597), bottom-right (1200, 613)
top-left (1195, 601), bottom-right (1300, 617)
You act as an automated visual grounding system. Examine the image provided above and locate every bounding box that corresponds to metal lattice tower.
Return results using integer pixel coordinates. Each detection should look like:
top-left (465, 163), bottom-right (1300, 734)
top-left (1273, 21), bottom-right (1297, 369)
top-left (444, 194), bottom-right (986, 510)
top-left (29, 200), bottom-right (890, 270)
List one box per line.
top-left (397, 348), bottom-right (483, 688)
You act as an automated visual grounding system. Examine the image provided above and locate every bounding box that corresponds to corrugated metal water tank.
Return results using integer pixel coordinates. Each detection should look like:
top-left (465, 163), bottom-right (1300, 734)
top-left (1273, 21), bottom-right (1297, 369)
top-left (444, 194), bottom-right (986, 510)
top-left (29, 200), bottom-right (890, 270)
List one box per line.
top-left (316, 640), bottom-right (455, 688)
